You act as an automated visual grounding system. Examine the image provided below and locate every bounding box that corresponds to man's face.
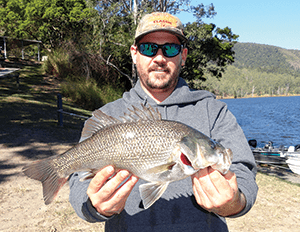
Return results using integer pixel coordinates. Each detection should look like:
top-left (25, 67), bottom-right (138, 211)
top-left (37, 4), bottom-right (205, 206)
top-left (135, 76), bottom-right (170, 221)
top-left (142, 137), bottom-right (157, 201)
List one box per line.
top-left (131, 31), bottom-right (188, 95)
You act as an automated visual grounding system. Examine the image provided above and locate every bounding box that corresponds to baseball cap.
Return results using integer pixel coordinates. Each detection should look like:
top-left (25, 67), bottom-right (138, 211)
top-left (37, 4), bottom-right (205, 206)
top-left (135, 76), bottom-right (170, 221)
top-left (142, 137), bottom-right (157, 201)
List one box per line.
top-left (135, 12), bottom-right (188, 45)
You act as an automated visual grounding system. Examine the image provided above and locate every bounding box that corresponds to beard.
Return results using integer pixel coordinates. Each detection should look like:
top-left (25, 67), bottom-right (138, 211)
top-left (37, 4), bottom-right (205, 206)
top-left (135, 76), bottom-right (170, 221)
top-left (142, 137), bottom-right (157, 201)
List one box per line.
top-left (137, 63), bottom-right (182, 91)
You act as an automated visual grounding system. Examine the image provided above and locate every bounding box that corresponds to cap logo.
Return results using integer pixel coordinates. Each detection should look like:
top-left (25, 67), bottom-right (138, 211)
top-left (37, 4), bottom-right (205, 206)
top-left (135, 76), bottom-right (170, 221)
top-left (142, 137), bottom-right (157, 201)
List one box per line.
top-left (148, 15), bottom-right (178, 28)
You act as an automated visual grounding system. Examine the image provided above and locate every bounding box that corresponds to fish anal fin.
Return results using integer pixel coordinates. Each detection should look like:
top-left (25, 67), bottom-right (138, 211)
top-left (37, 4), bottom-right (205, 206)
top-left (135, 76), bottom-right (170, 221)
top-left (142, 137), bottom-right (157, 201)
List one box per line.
top-left (139, 182), bottom-right (169, 209)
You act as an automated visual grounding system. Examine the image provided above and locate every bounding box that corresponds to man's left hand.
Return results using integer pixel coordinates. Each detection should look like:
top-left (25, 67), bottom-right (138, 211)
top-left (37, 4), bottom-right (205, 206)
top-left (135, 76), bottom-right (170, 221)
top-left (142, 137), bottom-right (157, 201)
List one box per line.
top-left (191, 167), bottom-right (246, 217)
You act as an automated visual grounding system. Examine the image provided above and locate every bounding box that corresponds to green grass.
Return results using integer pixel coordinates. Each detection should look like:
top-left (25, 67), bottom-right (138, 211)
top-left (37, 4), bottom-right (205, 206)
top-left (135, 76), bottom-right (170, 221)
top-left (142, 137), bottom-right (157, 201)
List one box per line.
top-left (0, 64), bottom-right (92, 147)
top-left (61, 79), bottom-right (123, 111)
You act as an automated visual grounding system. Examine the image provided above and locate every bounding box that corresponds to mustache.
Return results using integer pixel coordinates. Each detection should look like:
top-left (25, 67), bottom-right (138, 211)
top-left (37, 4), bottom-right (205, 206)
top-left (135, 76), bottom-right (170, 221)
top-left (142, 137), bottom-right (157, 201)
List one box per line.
top-left (148, 64), bottom-right (170, 73)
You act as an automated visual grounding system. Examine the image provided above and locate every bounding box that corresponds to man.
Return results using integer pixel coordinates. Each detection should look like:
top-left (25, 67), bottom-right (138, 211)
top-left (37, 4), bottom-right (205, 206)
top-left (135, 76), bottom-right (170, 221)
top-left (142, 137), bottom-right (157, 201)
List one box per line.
top-left (69, 12), bottom-right (258, 231)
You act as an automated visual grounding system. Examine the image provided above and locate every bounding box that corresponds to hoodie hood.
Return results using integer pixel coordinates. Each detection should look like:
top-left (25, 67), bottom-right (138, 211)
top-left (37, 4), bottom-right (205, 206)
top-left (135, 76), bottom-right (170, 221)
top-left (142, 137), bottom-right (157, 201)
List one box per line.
top-left (122, 77), bottom-right (215, 107)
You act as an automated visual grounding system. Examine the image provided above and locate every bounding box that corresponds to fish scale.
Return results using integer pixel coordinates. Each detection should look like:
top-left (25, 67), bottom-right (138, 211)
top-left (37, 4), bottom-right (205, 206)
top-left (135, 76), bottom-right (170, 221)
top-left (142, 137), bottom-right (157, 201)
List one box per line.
top-left (22, 105), bottom-right (232, 208)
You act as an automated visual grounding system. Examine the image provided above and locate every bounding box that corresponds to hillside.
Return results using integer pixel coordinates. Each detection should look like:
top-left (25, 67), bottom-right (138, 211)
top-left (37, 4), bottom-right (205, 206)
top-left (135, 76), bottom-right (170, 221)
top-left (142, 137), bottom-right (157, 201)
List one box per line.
top-left (201, 43), bottom-right (300, 97)
top-left (232, 42), bottom-right (300, 76)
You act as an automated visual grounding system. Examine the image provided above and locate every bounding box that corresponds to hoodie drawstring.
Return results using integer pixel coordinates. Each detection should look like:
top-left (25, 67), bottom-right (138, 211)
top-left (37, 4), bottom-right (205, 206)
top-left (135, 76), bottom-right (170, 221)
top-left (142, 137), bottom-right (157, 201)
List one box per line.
top-left (164, 106), bottom-right (168, 120)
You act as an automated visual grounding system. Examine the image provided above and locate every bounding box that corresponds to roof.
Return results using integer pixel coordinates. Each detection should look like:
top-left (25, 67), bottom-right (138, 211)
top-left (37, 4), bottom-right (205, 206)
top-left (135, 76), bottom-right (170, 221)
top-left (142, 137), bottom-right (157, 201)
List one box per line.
top-left (0, 36), bottom-right (42, 48)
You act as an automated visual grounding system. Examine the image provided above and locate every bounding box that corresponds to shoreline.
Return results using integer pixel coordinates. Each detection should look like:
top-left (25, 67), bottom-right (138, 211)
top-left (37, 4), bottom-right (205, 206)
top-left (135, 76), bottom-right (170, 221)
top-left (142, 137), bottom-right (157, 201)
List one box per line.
top-left (216, 94), bottom-right (300, 100)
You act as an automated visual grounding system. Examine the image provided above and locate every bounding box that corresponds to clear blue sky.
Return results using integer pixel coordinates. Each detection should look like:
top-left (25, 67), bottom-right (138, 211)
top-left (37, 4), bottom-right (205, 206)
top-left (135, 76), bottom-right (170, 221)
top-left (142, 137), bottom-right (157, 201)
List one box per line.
top-left (178, 0), bottom-right (300, 50)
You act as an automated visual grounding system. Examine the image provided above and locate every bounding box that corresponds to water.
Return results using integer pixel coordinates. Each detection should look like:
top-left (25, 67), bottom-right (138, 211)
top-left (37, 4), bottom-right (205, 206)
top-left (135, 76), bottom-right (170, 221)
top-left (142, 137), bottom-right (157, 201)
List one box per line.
top-left (220, 96), bottom-right (300, 148)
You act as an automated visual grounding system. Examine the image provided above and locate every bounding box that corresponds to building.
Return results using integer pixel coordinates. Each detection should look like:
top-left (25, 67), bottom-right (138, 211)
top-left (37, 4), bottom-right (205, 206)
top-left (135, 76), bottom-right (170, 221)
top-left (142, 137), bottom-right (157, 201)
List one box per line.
top-left (0, 36), bottom-right (42, 61)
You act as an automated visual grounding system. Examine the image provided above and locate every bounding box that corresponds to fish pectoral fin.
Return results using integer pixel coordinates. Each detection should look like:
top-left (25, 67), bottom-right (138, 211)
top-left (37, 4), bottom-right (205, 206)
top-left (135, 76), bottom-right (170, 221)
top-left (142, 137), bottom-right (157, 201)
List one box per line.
top-left (79, 171), bottom-right (97, 181)
top-left (139, 182), bottom-right (169, 209)
top-left (145, 162), bottom-right (176, 175)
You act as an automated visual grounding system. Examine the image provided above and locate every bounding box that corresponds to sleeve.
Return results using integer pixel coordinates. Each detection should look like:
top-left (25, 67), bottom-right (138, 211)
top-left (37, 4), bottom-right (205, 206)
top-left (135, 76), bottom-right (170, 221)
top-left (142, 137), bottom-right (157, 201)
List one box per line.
top-left (209, 101), bottom-right (258, 218)
top-left (69, 172), bottom-right (115, 222)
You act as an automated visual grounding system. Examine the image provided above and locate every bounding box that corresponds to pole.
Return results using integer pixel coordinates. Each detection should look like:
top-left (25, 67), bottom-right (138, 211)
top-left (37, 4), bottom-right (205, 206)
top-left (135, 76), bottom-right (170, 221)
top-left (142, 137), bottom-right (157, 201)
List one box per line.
top-left (57, 94), bottom-right (63, 127)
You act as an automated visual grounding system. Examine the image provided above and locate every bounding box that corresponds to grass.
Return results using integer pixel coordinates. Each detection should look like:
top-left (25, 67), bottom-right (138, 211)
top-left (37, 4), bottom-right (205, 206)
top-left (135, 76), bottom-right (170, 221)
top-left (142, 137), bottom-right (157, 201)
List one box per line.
top-left (0, 65), bottom-right (91, 131)
top-left (227, 171), bottom-right (300, 232)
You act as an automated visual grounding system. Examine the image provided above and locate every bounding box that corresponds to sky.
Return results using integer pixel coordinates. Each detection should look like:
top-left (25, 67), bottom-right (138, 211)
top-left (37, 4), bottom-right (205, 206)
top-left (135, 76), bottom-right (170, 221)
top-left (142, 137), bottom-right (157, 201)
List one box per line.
top-left (178, 0), bottom-right (300, 50)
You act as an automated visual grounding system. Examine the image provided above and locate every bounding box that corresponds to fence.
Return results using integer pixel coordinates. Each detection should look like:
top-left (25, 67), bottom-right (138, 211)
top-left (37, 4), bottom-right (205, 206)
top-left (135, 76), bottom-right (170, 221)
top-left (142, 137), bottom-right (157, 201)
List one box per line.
top-left (57, 93), bottom-right (89, 127)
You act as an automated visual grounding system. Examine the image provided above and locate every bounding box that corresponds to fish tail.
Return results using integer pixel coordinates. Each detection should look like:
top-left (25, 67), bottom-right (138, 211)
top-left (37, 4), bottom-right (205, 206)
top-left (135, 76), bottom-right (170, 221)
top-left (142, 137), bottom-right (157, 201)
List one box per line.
top-left (22, 159), bottom-right (68, 205)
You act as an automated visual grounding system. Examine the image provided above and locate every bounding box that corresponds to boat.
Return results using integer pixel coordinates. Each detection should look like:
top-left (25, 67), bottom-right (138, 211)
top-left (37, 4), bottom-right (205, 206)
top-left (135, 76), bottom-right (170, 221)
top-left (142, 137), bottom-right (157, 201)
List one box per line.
top-left (285, 145), bottom-right (300, 175)
top-left (248, 139), bottom-right (300, 175)
top-left (248, 140), bottom-right (287, 165)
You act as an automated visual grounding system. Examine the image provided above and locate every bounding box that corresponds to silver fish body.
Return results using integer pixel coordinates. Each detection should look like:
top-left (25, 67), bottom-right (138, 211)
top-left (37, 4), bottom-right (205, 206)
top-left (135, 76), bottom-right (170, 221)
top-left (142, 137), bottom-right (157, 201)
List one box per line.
top-left (23, 105), bottom-right (232, 208)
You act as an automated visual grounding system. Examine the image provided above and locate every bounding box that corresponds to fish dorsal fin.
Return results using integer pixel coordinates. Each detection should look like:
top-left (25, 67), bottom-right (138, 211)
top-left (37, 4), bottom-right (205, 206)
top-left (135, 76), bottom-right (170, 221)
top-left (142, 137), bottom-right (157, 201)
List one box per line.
top-left (120, 104), bottom-right (162, 122)
top-left (80, 104), bottom-right (161, 142)
top-left (80, 109), bottom-right (121, 142)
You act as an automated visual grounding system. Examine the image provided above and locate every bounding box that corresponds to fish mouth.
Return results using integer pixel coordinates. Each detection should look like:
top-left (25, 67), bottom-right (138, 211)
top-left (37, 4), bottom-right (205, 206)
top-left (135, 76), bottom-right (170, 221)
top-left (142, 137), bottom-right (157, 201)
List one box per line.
top-left (180, 153), bottom-right (193, 167)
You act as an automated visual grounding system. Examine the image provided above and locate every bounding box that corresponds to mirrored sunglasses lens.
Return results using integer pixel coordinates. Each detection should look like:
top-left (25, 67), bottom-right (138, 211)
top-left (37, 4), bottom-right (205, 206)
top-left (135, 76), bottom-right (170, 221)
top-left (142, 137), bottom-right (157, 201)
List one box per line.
top-left (139, 44), bottom-right (157, 57)
top-left (138, 43), bottom-right (181, 57)
top-left (164, 44), bottom-right (181, 57)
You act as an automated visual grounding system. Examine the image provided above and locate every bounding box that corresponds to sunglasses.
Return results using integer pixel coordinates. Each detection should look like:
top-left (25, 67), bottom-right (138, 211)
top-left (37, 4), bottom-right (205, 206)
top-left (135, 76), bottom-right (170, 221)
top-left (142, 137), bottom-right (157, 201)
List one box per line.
top-left (137, 43), bottom-right (183, 58)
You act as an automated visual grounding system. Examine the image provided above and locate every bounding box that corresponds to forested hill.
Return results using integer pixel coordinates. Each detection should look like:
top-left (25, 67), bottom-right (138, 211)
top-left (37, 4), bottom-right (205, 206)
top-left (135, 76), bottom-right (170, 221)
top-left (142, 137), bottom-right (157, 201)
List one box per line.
top-left (203, 43), bottom-right (300, 97)
top-left (232, 43), bottom-right (300, 76)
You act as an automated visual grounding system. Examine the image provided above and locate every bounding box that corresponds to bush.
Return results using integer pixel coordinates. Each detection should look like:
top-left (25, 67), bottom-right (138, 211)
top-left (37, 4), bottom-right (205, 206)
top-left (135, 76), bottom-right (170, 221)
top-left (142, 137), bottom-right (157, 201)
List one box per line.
top-left (42, 49), bottom-right (71, 79)
top-left (61, 79), bottom-right (123, 111)
top-left (42, 41), bottom-right (127, 110)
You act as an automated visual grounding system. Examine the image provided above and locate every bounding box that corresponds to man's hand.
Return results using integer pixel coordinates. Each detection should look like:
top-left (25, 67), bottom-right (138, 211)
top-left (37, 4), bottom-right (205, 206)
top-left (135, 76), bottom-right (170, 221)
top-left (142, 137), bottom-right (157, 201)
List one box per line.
top-left (87, 166), bottom-right (139, 217)
top-left (192, 167), bottom-right (246, 217)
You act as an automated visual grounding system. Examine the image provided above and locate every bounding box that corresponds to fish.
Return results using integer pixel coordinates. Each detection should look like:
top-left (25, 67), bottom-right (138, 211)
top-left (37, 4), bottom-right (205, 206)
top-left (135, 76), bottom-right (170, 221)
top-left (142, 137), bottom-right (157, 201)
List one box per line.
top-left (22, 104), bottom-right (233, 209)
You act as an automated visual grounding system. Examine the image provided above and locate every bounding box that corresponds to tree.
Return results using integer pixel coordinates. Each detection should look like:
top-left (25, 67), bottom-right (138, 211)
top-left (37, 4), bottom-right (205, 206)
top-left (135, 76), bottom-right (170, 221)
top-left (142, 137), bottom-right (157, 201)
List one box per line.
top-left (86, 1), bottom-right (238, 87)
top-left (0, 0), bottom-right (239, 89)
top-left (183, 22), bottom-right (238, 88)
top-left (0, 0), bottom-right (95, 48)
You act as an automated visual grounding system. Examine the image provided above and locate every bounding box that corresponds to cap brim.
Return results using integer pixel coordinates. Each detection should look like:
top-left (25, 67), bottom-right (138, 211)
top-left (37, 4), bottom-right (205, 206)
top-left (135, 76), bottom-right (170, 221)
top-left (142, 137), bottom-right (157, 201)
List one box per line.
top-left (135, 28), bottom-right (188, 44)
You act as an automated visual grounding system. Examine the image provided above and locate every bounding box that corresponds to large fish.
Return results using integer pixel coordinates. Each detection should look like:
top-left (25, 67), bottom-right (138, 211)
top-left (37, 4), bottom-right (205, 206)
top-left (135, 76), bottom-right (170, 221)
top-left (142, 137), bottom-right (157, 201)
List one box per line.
top-left (23, 105), bottom-right (232, 209)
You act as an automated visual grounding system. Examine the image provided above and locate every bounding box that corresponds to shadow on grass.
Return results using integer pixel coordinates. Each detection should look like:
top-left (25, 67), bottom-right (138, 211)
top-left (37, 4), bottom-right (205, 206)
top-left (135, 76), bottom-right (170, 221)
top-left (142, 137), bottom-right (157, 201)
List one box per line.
top-left (0, 64), bottom-right (92, 183)
top-left (257, 165), bottom-right (300, 185)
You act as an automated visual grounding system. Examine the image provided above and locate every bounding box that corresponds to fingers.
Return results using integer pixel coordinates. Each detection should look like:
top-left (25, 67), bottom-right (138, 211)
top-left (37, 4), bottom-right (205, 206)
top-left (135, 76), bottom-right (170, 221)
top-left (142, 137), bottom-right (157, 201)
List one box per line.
top-left (192, 167), bottom-right (240, 215)
top-left (87, 166), bottom-right (139, 217)
top-left (192, 168), bottom-right (219, 210)
top-left (87, 166), bottom-right (115, 195)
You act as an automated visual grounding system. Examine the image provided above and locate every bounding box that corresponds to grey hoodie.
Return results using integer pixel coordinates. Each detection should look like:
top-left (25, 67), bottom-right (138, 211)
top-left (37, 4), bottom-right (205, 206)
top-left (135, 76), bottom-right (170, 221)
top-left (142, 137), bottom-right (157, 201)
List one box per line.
top-left (69, 77), bottom-right (258, 232)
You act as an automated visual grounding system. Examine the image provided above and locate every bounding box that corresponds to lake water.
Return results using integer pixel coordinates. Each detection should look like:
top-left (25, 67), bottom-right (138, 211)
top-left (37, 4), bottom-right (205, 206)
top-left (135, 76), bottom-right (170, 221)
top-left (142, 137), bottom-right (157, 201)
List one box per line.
top-left (220, 96), bottom-right (300, 148)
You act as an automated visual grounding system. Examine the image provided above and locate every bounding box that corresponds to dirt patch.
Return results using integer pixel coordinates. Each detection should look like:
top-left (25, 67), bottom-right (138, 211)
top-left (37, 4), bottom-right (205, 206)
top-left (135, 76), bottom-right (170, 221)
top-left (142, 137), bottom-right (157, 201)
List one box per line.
top-left (1, 65), bottom-right (300, 231)
top-left (227, 170), bottom-right (300, 232)
top-left (0, 143), bottom-right (105, 232)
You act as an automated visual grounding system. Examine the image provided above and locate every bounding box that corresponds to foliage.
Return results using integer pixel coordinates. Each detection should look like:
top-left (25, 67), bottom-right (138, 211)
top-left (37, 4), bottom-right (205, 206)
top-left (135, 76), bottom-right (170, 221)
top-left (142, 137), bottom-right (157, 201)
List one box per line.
top-left (61, 79), bottom-right (124, 110)
top-left (233, 43), bottom-right (300, 76)
top-left (193, 43), bottom-right (300, 98)
top-left (0, 0), bottom-right (95, 48)
top-left (43, 48), bottom-right (71, 78)
top-left (183, 22), bottom-right (238, 87)
top-left (1, 0), bottom-right (241, 101)
top-left (85, 0), bottom-right (238, 86)
top-left (202, 65), bottom-right (300, 98)
top-left (42, 41), bottom-right (127, 110)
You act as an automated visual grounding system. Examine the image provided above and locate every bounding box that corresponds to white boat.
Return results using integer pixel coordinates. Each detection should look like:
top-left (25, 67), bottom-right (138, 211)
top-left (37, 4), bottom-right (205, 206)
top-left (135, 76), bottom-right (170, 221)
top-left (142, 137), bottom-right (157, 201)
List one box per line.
top-left (286, 146), bottom-right (300, 175)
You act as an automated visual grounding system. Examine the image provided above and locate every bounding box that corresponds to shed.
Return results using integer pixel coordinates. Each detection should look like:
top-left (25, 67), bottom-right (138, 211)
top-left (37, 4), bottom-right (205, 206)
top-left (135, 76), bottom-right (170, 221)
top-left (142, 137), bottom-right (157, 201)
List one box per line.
top-left (0, 36), bottom-right (42, 61)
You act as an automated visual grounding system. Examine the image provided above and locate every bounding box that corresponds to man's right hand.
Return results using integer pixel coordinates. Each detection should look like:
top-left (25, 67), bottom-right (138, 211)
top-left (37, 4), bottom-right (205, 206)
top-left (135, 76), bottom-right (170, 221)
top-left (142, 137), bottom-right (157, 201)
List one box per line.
top-left (87, 166), bottom-right (139, 217)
